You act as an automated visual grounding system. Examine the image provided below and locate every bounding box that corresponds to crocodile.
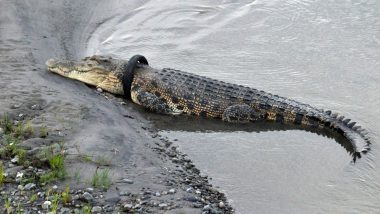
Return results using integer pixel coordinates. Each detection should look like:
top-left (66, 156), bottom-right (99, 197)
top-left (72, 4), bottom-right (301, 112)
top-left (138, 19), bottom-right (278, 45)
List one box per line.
top-left (46, 55), bottom-right (371, 159)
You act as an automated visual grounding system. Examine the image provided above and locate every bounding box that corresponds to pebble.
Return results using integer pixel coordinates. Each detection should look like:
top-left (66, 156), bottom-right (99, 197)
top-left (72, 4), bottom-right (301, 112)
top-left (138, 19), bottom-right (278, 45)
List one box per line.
top-left (11, 155), bottom-right (19, 163)
top-left (186, 187), bottom-right (193, 193)
top-left (122, 178), bottom-right (134, 184)
top-left (195, 190), bottom-right (201, 194)
top-left (31, 104), bottom-right (42, 110)
top-left (60, 207), bottom-right (70, 213)
top-left (42, 201), bottom-right (51, 209)
top-left (86, 187), bottom-right (94, 192)
top-left (219, 201), bottom-right (225, 208)
top-left (82, 192), bottom-right (94, 202)
top-left (158, 203), bottom-right (168, 208)
top-left (91, 206), bottom-right (102, 213)
top-left (18, 185), bottom-right (24, 190)
top-left (155, 192), bottom-right (161, 197)
top-left (168, 188), bottom-right (176, 194)
top-left (11, 103), bottom-right (21, 109)
top-left (52, 185), bottom-right (58, 190)
top-left (97, 88), bottom-right (103, 92)
top-left (24, 183), bottom-right (36, 190)
top-left (16, 172), bottom-right (23, 182)
top-left (105, 196), bottom-right (121, 203)
top-left (72, 195), bottom-right (80, 200)
top-left (203, 205), bottom-right (211, 211)
top-left (183, 196), bottom-right (198, 202)
top-left (124, 203), bottom-right (133, 209)
top-left (119, 191), bottom-right (129, 196)
top-left (193, 202), bottom-right (203, 208)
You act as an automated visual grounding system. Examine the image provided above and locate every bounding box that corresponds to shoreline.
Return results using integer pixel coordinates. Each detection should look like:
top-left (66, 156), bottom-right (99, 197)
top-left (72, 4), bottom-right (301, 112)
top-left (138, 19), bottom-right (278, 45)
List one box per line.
top-left (0, 0), bottom-right (233, 213)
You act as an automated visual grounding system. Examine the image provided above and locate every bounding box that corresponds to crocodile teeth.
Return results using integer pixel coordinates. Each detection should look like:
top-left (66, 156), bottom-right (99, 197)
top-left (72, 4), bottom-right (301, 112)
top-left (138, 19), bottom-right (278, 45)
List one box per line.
top-left (353, 125), bottom-right (361, 131)
top-left (348, 122), bottom-right (356, 128)
top-left (343, 118), bottom-right (351, 124)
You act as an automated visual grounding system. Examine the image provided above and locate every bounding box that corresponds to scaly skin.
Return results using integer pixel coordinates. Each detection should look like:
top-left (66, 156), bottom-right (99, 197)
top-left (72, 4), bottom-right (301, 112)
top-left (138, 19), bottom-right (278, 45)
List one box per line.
top-left (46, 55), bottom-right (371, 157)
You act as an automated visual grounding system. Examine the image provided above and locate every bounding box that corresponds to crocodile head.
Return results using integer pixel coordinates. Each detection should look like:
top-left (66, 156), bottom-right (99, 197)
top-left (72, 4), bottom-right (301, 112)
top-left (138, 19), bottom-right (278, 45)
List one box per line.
top-left (46, 55), bottom-right (124, 95)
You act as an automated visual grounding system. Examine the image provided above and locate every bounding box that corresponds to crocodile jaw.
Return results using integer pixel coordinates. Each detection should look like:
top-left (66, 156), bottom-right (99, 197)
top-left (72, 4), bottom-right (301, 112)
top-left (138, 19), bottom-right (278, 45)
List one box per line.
top-left (46, 57), bottom-right (124, 95)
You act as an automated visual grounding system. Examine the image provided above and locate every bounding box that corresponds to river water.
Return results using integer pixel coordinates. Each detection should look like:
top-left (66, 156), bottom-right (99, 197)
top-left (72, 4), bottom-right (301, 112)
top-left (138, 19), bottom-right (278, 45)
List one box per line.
top-left (87, 0), bottom-right (380, 213)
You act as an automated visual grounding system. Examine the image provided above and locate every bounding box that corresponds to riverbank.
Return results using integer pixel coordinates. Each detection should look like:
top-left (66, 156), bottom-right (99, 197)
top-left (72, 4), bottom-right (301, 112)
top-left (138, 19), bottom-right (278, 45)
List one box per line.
top-left (0, 0), bottom-right (232, 213)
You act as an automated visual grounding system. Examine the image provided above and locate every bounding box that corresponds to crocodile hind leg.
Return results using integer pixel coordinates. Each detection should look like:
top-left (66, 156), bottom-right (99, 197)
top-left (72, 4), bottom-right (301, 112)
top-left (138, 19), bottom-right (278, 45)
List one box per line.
top-left (131, 87), bottom-right (173, 114)
top-left (222, 104), bottom-right (259, 123)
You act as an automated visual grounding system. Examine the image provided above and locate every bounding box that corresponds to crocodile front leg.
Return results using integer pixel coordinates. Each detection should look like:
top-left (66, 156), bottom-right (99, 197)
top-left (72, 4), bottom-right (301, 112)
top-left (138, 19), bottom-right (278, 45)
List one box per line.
top-left (222, 104), bottom-right (262, 123)
top-left (131, 86), bottom-right (174, 114)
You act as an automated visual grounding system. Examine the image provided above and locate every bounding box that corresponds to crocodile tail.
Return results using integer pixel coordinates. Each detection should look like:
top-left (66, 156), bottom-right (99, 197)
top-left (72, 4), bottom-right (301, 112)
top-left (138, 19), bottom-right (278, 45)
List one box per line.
top-left (322, 110), bottom-right (371, 157)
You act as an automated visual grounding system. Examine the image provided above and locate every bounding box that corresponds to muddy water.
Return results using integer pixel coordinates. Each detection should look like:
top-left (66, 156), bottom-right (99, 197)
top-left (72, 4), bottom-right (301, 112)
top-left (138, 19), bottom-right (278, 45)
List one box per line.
top-left (87, 0), bottom-right (380, 213)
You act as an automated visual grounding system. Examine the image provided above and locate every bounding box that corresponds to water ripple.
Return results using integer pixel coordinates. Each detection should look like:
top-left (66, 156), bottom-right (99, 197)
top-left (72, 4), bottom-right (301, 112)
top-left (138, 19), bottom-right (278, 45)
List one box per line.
top-left (86, 0), bottom-right (380, 213)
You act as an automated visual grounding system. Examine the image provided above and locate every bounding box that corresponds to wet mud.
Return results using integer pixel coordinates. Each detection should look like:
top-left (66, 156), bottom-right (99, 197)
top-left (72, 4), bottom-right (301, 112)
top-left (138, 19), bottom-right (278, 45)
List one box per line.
top-left (0, 1), bottom-right (232, 213)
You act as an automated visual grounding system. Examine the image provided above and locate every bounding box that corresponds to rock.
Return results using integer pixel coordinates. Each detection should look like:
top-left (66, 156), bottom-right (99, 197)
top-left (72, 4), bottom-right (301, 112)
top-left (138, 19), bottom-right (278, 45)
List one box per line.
top-left (201, 205), bottom-right (220, 214)
top-left (168, 188), bottom-right (176, 194)
top-left (18, 185), bottom-right (24, 190)
top-left (103, 205), bottom-right (113, 212)
top-left (91, 206), bottom-right (102, 213)
top-left (123, 203), bottom-right (133, 210)
top-left (186, 187), bottom-right (193, 193)
top-left (86, 187), bottom-right (94, 192)
top-left (158, 203), bottom-right (168, 209)
top-left (16, 171), bottom-right (24, 182)
top-left (155, 192), bottom-right (161, 197)
top-left (11, 103), bottom-right (22, 109)
top-left (105, 196), bottom-right (121, 203)
top-left (183, 196), bottom-right (198, 202)
top-left (121, 178), bottom-right (134, 184)
top-left (219, 201), bottom-right (225, 208)
top-left (119, 191), bottom-right (129, 196)
top-left (72, 195), bottom-right (80, 200)
top-left (203, 205), bottom-right (211, 211)
top-left (31, 104), bottom-right (42, 110)
top-left (5, 166), bottom-right (23, 178)
top-left (52, 185), bottom-right (58, 190)
top-left (24, 183), bottom-right (36, 190)
top-left (193, 202), bottom-right (203, 208)
top-left (97, 88), bottom-right (103, 92)
top-left (60, 207), bottom-right (70, 214)
top-left (42, 201), bottom-right (51, 209)
top-left (11, 155), bottom-right (19, 163)
top-left (82, 192), bottom-right (93, 202)
top-left (195, 190), bottom-right (201, 194)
